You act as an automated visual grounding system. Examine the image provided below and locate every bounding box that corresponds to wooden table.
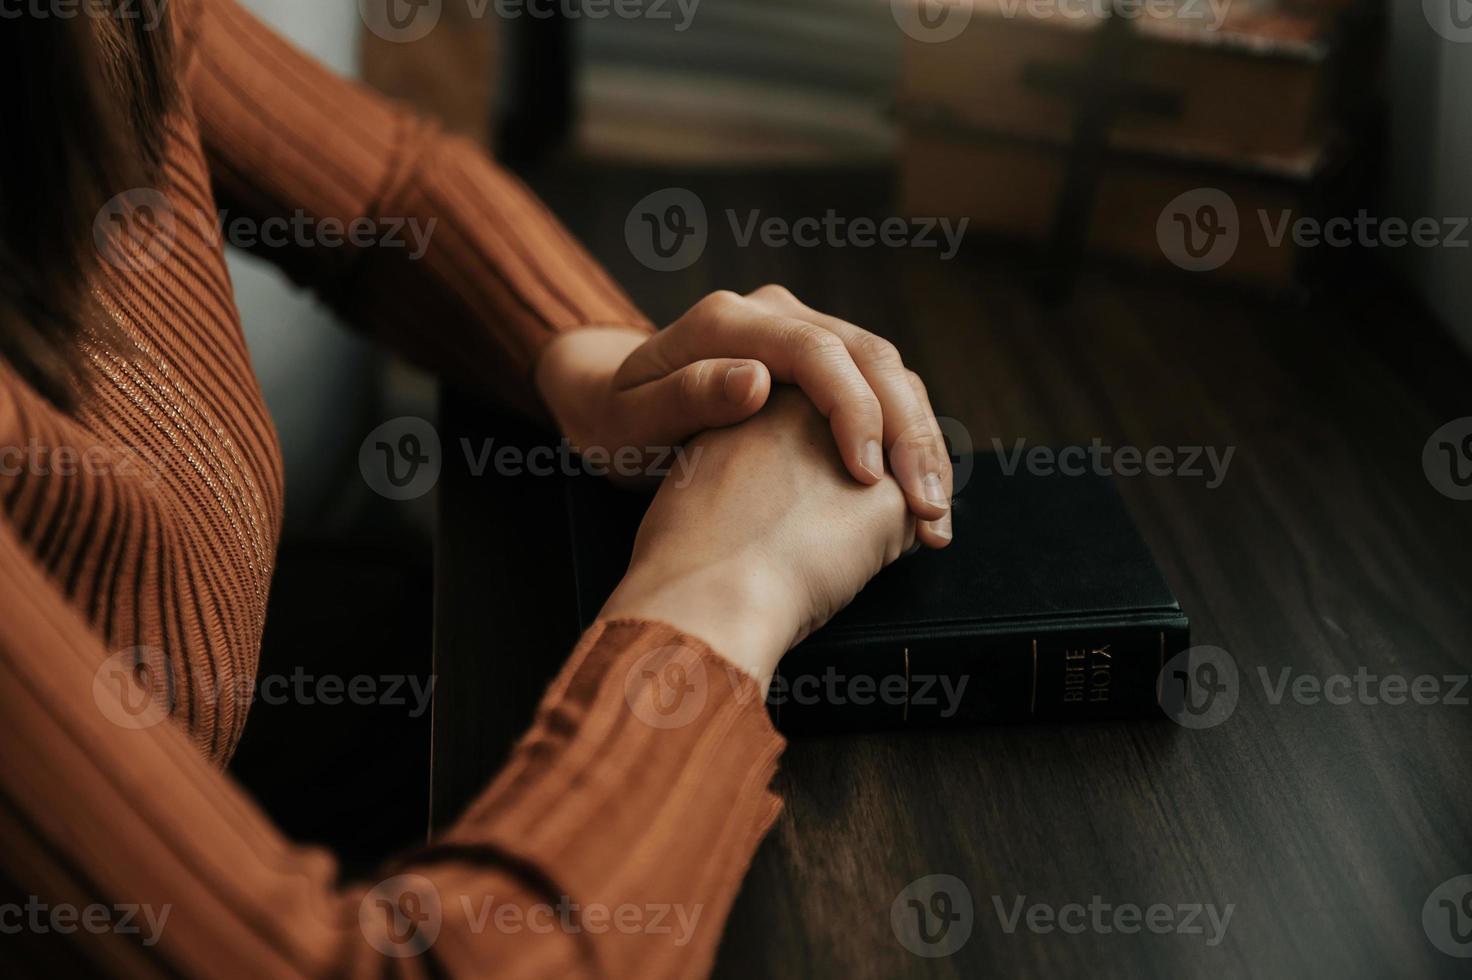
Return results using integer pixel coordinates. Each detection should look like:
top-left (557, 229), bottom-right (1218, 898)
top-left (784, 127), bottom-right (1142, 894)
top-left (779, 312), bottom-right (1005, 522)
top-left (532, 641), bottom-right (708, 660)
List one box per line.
top-left (431, 167), bottom-right (1472, 979)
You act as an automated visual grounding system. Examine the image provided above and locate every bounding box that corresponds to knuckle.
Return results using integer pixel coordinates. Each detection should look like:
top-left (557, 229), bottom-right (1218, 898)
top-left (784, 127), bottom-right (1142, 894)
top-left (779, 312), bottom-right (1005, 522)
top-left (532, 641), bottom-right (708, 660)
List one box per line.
top-left (696, 290), bottom-right (742, 319)
top-left (900, 427), bottom-right (934, 451)
top-left (751, 283), bottom-right (798, 305)
top-left (793, 324), bottom-right (846, 361)
top-left (678, 361), bottom-right (710, 405)
top-left (897, 425), bottom-right (939, 460)
top-left (853, 332), bottom-right (901, 366)
top-left (839, 384), bottom-right (884, 423)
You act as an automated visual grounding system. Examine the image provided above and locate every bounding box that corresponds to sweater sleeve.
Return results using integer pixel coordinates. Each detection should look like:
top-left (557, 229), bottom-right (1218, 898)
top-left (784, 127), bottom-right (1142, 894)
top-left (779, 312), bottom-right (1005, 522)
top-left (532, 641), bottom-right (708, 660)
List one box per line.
top-left (0, 513), bottom-right (785, 979)
top-left (179, 0), bottom-right (654, 414)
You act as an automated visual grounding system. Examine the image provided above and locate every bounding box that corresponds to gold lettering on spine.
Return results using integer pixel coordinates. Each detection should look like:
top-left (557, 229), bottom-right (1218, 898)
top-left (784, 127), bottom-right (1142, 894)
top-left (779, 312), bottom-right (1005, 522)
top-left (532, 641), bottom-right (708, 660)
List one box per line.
top-left (1061, 642), bottom-right (1114, 706)
top-left (1089, 644), bottom-right (1113, 702)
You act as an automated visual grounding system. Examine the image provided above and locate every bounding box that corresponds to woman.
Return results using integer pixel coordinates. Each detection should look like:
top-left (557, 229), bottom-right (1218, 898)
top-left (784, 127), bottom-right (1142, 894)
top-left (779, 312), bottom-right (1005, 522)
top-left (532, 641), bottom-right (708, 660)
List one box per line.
top-left (0, 2), bottom-right (953, 976)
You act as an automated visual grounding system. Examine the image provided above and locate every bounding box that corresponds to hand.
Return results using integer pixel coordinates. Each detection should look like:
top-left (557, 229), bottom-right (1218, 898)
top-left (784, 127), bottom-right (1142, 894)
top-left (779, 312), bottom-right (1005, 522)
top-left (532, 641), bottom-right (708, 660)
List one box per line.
top-left (598, 388), bottom-right (916, 686)
top-left (534, 285), bottom-right (954, 547)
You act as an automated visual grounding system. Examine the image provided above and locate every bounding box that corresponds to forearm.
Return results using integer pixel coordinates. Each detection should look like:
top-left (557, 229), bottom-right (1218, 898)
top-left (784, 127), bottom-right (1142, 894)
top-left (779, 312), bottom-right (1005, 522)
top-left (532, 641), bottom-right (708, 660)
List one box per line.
top-left (1, 503), bottom-right (783, 977)
top-left (328, 130), bottom-right (653, 412)
top-left (186, 0), bottom-right (652, 415)
top-left (432, 619), bottom-right (786, 976)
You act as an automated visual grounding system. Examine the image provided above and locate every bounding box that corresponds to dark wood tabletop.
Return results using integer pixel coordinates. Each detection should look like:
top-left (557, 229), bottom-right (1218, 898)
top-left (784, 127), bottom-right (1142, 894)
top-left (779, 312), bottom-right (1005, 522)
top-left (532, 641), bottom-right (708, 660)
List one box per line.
top-left (431, 167), bottom-right (1472, 979)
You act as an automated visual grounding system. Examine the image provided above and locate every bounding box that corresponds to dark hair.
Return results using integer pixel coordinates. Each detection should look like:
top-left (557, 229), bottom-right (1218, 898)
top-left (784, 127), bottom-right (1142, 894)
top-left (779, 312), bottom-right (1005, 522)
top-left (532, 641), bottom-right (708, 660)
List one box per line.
top-left (0, 5), bottom-right (176, 408)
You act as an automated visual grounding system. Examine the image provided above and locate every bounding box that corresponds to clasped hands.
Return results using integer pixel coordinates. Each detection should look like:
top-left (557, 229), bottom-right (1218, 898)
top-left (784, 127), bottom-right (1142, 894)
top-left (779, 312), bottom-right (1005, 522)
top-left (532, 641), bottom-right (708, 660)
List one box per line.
top-left (534, 285), bottom-right (954, 685)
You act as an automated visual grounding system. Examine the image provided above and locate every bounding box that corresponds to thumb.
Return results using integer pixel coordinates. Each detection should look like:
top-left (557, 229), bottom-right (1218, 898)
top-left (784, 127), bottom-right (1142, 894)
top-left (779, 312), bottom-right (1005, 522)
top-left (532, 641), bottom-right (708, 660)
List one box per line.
top-left (616, 358), bottom-right (771, 449)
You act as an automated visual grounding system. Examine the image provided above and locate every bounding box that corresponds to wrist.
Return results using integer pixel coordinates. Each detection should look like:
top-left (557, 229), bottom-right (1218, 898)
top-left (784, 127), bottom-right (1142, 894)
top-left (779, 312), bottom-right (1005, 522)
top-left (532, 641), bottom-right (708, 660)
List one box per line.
top-left (599, 556), bottom-right (796, 688)
top-left (534, 326), bottom-right (650, 434)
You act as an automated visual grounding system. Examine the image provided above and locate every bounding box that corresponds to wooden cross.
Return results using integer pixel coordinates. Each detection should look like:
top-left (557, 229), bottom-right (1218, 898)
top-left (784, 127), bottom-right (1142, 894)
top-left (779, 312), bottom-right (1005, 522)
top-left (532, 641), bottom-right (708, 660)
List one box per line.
top-left (1033, 12), bottom-right (1182, 302)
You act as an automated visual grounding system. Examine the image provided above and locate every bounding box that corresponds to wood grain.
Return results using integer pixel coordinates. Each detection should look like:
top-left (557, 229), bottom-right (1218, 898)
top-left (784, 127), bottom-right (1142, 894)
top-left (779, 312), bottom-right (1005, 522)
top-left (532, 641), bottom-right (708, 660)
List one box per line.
top-left (435, 166), bottom-right (1472, 979)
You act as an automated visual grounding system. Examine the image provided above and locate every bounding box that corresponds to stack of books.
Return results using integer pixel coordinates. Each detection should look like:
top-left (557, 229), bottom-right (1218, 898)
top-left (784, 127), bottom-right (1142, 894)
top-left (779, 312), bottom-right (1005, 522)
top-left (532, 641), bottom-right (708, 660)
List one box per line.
top-left (575, 0), bottom-right (897, 164)
top-left (896, 0), bottom-right (1380, 285)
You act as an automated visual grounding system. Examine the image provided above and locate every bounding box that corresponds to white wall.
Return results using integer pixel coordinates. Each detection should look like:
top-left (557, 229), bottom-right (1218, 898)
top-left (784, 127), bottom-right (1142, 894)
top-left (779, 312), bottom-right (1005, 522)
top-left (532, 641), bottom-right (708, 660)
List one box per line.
top-left (229, 0), bottom-right (374, 528)
top-left (1387, 5), bottom-right (1472, 350)
top-left (1422, 41), bottom-right (1472, 344)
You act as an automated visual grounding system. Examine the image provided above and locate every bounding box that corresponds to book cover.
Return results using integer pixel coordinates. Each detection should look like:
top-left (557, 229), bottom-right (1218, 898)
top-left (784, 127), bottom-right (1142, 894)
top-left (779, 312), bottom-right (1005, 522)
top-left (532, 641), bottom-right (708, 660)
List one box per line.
top-left (563, 452), bottom-right (1190, 733)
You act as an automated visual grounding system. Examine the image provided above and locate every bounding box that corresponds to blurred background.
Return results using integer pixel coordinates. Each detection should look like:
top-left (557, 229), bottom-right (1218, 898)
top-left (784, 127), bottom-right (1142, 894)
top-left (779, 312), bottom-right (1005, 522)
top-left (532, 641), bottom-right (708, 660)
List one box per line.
top-left (234, 0), bottom-right (1469, 531)
top-left (228, 0), bottom-right (1472, 877)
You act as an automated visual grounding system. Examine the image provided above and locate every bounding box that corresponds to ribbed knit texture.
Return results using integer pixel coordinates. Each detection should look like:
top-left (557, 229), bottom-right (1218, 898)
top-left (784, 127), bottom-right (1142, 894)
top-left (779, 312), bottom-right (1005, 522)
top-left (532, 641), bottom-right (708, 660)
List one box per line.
top-left (0, 2), bottom-right (783, 976)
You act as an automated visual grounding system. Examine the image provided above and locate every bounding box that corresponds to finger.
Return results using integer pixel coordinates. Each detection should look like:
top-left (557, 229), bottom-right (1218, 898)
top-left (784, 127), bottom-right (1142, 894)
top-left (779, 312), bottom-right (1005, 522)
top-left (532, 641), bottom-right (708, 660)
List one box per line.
top-left (612, 291), bottom-right (745, 388)
top-left (843, 331), bottom-right (950, 522)
top-left (747, 285), bottom-right (952, 521)
top-left (850, 455), bottom-right (918, 566)
top-left (620, 292), bottom-right (886, 485)
top-left (785, 323), bottom-right (887, 485)
top-left (906, 371), bottom-right (954, 548)
top-left (617, 358), bottom-right (771, 450)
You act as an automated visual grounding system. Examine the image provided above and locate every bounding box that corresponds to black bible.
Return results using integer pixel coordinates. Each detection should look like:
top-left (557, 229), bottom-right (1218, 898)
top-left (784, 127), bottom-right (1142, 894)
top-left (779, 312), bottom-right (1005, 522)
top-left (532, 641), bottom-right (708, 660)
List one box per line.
top-left (560, 452), bottom-right (1190, 733)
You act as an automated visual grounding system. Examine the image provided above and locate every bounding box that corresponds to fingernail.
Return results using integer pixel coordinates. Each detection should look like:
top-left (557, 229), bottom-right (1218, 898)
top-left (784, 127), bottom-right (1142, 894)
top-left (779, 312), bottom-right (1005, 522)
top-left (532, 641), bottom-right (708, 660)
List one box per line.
top-left (926, 512), bottom-right (953, 541)
top-left (861, 439), bottom-right (884, 480)
top-left (724, 364), bottom-right (757, 403)
top-left (922, 472), bottom-right (947, 507)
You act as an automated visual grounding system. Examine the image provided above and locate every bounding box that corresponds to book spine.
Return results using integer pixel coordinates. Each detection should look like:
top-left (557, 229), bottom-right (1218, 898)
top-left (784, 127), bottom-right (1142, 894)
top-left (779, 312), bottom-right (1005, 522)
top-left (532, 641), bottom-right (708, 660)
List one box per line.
top-left (771, 621), bottom-right (1190, 733)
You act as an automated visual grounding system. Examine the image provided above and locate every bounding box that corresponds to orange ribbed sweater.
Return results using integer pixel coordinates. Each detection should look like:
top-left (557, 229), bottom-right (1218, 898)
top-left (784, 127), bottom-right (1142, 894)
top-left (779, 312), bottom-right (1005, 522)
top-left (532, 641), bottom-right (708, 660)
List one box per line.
top-left (0, 1), bottom-right (784, 976)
